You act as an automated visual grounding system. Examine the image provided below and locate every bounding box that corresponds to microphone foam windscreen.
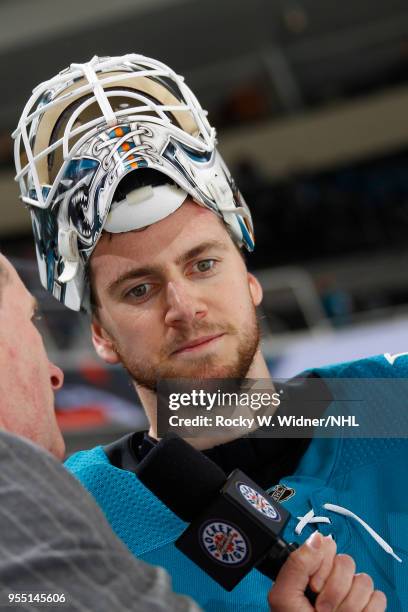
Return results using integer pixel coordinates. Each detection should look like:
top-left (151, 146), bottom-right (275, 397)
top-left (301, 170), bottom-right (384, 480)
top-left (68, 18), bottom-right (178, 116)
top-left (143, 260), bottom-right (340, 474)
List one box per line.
top-left (136, 433), bottom-right (226, 521)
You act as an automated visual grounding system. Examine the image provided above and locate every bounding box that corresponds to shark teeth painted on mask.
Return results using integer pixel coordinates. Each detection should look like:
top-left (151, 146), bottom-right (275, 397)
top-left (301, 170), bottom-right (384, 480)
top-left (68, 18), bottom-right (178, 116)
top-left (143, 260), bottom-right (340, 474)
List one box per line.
top-left (80, 222), bottom-right (92, 238)
top-left (71, 188), bottom-right (89, 210)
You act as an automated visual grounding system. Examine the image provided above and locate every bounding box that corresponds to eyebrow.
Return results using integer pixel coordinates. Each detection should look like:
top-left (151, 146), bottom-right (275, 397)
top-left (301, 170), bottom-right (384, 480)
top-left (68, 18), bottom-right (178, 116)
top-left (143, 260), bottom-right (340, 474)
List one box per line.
top-left (106, 239), bottom-right (228, 296)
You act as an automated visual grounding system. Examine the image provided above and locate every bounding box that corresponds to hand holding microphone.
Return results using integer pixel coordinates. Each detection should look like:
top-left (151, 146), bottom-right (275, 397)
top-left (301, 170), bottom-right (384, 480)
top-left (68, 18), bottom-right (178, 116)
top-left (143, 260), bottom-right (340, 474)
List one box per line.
top-left (269, 533), bottom-right (387, 612)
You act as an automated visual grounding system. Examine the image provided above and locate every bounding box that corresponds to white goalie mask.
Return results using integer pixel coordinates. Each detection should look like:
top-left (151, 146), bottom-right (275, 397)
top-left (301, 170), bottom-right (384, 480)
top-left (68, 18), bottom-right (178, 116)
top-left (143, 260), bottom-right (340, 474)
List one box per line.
top-left (13, 54), bottom-right (255, 311)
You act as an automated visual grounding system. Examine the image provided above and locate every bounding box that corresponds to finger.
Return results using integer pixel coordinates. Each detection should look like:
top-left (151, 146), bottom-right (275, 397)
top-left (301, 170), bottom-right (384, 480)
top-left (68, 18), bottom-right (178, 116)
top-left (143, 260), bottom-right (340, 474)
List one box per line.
top-left (336, 573), bottom-right (374, 612)
top-left (309, 535), bottom-right (337, 593)
top-left (268, 532), bottom-right (325, 611)
top-left (315, 554), bottom-right (356, 611)
top-left (362, 590), bottom-right (387, 612)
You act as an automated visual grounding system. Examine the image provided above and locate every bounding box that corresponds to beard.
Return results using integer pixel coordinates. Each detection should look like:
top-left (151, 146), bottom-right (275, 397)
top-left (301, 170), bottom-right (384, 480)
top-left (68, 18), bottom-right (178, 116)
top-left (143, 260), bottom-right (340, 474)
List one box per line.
top-left (115, 307), bottom-right (261, 393)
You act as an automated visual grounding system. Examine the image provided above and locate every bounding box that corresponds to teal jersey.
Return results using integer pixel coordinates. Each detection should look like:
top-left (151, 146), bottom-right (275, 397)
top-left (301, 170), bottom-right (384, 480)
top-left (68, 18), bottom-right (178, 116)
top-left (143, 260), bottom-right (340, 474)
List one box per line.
top-left (65, 354), bottom-right (408, 611)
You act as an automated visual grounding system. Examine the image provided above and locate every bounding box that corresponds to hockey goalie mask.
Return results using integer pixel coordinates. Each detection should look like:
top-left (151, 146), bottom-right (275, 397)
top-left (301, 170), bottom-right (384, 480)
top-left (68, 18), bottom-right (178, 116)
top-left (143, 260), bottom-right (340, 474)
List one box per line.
top-left (13, 54), bottom-right (254, 311)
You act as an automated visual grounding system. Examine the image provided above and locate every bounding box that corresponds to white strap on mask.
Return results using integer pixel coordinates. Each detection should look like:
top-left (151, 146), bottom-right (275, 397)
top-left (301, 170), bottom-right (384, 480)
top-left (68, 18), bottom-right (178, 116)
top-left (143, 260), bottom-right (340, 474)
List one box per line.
top-left (104, 183), bottom-right (188, 233)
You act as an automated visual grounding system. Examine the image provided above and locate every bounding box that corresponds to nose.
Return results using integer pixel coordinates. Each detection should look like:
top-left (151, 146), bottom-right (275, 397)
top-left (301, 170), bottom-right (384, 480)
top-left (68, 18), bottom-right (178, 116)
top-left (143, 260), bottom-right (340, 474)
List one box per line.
top-left (164, 281), bottom-right (207, 327)
top-left (49, 362), bottom-right (64, 391)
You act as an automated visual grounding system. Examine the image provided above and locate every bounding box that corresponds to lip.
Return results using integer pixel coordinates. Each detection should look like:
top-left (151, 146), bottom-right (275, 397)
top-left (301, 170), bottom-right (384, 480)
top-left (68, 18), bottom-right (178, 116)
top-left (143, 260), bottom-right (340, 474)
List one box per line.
top-left (172, 333), bottom-right (225, 355)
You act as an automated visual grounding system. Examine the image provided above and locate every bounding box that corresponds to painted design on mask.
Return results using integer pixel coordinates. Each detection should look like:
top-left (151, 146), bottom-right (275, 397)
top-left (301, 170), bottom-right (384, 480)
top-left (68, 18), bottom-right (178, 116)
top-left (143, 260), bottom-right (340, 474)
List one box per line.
top-left (56, 158), bottom-right (102, 247)
top-left (31, 204), bottom-right (62, 296)
top-left (30, 157), bottom-right (102, 299)
top-left (161, 140), bottom-right (219, 214)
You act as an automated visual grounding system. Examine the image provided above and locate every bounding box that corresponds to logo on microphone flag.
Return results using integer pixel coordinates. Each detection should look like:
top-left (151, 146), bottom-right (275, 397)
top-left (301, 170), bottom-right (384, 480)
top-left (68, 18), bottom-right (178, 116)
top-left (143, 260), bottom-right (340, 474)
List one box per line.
top-left (200, 520), bottom-right (250, 566)
top-left (237, 483), bottom-right (281, 521)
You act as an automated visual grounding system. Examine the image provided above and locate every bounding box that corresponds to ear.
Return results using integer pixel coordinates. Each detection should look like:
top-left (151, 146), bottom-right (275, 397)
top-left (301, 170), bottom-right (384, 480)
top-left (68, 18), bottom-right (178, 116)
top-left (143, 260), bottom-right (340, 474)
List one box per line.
top-left (248, 272), bottom-right (263, 307)
top-left (91, 319), bottom-right (120, 365)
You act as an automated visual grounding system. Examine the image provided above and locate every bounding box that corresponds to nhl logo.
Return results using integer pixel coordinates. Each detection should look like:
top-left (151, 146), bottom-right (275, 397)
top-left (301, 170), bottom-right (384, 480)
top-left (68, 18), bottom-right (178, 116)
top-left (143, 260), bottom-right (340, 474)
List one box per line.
top-left (268, 483), bottom-right (295, 503)
top-left (237, 483), bottom-right (281, 521)
top-left (200, 520), bottom-right (249, 566)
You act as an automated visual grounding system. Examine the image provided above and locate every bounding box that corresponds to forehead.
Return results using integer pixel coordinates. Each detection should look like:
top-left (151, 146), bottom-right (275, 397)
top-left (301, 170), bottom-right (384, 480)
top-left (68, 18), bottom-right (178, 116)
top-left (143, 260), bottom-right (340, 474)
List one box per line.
top-left (91, 201), bottom-right (234, 272)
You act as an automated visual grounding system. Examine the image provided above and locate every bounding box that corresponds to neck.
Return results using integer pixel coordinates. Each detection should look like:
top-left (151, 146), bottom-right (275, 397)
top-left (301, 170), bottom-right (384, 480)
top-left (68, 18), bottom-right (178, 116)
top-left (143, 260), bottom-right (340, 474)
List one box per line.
top-left (135, 348), bottom-right (273, 450)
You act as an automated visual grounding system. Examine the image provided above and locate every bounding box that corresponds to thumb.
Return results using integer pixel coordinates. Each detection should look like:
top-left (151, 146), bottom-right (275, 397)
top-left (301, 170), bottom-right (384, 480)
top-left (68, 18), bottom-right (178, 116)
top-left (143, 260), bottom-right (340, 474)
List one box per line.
top-left (268, 532), bottom-right (325, 612)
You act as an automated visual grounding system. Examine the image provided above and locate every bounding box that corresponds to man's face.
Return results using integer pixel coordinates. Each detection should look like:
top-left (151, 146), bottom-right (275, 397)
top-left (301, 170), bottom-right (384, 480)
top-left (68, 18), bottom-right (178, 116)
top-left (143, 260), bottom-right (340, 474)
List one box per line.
top-left (90, 200), bottom-right (262, 390)
top-left (0, 256), bottom-right (65, 459)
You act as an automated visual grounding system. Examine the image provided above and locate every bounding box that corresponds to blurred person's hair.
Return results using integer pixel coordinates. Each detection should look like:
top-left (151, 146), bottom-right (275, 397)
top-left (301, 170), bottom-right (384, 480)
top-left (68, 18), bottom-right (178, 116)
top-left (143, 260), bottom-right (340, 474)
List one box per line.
top-left (0, 254), bottom-right (10, 306)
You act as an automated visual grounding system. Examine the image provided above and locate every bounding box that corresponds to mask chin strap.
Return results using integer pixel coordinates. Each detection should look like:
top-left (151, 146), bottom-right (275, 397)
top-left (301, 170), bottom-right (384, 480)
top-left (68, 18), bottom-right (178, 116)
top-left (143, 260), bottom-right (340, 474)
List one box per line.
top-left (57, 228), bottom-right (80, 283)
top-left (207, 176), bottom-right (253, 248)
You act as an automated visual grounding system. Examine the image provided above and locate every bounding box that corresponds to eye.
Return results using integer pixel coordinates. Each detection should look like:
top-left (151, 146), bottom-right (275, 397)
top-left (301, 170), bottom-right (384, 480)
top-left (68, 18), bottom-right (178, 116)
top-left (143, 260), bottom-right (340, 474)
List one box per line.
top-left (193, 259), bottom-right (217, 273)
top-left (126, 283), bottom-right (151, 299)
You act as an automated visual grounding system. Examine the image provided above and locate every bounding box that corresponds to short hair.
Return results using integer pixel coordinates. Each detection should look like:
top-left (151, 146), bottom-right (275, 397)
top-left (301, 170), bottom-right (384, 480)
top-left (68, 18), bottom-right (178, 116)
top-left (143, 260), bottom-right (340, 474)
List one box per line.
top-left (0, 257), bottom-right (10, 306)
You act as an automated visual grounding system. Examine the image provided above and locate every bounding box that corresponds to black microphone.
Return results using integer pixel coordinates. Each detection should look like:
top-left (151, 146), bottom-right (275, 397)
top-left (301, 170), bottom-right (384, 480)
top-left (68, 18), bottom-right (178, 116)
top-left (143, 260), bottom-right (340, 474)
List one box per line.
top-left (136, 433), bottom-right (317, 602)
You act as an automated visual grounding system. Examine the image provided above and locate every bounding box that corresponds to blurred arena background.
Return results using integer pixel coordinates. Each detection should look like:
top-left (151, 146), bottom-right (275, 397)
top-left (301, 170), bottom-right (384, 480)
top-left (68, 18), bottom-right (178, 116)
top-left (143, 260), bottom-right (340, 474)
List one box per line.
top-left (2, 0), bottom-right (408, 452)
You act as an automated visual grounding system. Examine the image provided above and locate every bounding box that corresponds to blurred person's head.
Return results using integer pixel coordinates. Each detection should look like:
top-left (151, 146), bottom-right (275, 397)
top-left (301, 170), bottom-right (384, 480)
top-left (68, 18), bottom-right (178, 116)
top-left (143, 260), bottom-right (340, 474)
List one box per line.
top-left (0, 254), bottom-right (65, 459)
